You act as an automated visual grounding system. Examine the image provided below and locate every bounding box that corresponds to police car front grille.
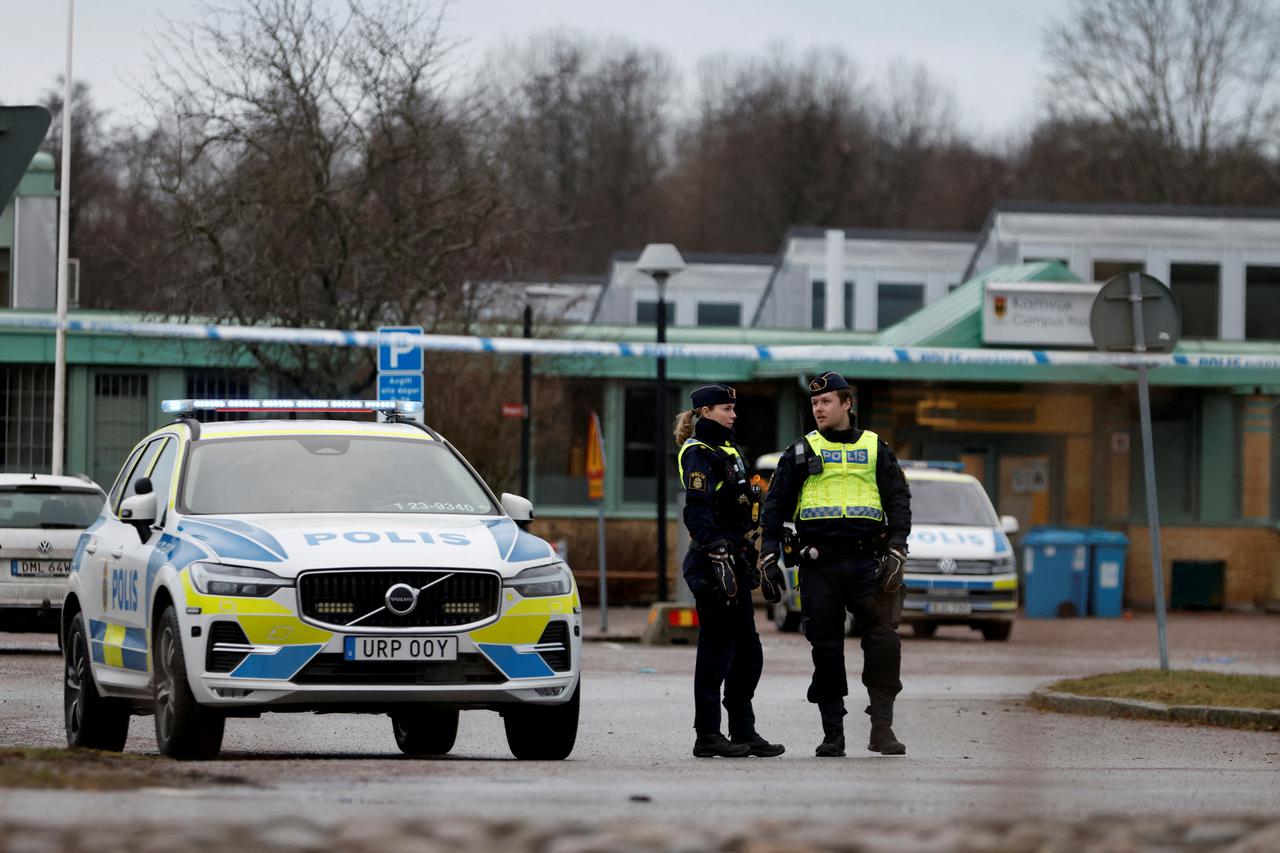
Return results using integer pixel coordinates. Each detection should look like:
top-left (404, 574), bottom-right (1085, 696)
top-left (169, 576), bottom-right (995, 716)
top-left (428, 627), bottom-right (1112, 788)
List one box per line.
top-left (297, 570), bottom-right (501, 629)
top-left (206, 621), bottom-right (250, 673)
top-left (905, 558), bottom-right (1002, 575)
top-left (536, 621), bottom-right (571, 672)
top-left (292, 652), bottom-right (505, 685)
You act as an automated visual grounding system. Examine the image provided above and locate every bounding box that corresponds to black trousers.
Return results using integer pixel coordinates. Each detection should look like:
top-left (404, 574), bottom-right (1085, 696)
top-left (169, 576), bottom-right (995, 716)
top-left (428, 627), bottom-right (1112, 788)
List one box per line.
top-left (799, 555), bottom-right (904, 726)
top-left (690, 559), bottom-right (762, 739)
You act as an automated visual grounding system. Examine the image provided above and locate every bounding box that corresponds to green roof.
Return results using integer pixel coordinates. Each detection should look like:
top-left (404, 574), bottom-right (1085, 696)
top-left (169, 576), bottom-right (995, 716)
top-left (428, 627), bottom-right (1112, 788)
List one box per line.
top-left (875, 261), bottom-right (1080, 348)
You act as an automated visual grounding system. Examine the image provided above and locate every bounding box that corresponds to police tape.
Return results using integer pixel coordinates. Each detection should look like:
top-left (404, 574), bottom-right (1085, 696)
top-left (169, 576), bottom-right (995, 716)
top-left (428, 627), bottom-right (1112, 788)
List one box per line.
top-left (3, 312), bottom-right (1280, 371)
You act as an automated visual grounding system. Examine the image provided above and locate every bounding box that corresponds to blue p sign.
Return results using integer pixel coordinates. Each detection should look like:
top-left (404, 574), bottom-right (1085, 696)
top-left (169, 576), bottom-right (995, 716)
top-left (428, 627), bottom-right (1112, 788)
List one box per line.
top-left (378, 326), bottom-right (424, 372)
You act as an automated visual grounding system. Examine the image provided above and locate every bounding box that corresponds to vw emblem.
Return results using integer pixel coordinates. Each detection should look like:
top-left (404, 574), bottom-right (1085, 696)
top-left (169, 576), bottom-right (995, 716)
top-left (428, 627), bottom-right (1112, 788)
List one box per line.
top-left (937, 557), bottom-right (957, 575)
top-left (37, 540), bottom-right (52, 555)
top-left (385, 583), bottom-right (418, 616)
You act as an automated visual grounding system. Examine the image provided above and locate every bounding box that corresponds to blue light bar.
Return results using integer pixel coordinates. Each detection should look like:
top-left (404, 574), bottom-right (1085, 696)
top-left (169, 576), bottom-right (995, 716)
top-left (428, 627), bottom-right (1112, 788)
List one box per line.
top-left (161, 399), bottom-right (423, 415)
top-left (900, 460), bottom-right (967, 472)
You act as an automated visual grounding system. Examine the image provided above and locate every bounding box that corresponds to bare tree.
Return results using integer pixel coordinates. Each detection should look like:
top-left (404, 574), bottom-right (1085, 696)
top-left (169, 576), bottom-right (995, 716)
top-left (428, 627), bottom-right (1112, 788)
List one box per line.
top-left (140, 0), bottom-right (514, 397)
top-left (1044, 0), bottom-right (1280, 201)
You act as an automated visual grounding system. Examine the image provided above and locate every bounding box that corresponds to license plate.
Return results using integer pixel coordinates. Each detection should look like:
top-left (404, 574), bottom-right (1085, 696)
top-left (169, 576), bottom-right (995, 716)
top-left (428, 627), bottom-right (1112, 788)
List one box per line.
top-left (10, 560), bottom-right (71, 577)
top-left (927, 601), bottom-right (972, 616)
top-left (343, 636), bottom-right (458, 661)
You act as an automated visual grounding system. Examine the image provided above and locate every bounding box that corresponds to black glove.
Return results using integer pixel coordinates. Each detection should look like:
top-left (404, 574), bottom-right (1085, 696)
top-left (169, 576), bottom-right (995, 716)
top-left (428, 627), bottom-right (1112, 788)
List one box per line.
top-left (878, 546), bottom-right (906, 594)
top-left (758, 551), bottom-right (786, 604)
top-left (709, 547), bottom-right (738, 602)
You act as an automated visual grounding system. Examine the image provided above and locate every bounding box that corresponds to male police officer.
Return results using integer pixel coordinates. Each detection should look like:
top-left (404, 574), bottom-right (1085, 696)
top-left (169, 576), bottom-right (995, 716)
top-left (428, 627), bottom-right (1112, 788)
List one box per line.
top-left (758, 371), bottom-right (912, 757)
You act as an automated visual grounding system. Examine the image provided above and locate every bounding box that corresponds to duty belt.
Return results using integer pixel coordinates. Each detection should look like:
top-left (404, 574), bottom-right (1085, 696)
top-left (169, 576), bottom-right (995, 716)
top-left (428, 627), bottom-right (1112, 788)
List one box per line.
top-left (797, 505), bottom-right (886, 521)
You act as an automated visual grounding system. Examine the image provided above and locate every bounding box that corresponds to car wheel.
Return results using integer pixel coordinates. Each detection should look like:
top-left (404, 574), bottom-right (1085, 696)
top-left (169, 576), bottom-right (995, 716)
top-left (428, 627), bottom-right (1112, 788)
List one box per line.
top-left (391, 707), bottom-right (459, 756)
top-left (503, 682), bottom-right (579, 760)
top-left (910, 623), bottom-right (938, 638)
top-left (153, 605), bottom-right (225, 760)
top-left (980, 621), bottom-right (1013, 642)
top-left (64, 612), bottom-right (130, 751)
top-left (772, 603), bottom-right (801, 633)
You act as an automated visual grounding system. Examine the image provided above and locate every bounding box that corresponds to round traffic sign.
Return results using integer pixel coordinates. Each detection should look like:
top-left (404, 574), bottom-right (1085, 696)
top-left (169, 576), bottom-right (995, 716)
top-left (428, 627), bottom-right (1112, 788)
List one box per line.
top-left (1090, 272), bottom-right (1182, 353)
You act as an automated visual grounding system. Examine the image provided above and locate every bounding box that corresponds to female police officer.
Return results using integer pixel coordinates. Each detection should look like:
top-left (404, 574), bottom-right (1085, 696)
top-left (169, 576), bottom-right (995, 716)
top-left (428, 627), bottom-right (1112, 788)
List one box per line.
top-left (675, 383), bottom-right (784, 759)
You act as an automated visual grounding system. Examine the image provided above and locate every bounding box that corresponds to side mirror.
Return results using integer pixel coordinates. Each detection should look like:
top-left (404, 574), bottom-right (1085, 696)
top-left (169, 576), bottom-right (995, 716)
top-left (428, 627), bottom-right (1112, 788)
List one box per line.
top-left (120, 492), bottom-right (157, 538)
top-left (1000, 515), bottom-right (1020, 535)
top-left (500, 493), bottom-right (535, 529)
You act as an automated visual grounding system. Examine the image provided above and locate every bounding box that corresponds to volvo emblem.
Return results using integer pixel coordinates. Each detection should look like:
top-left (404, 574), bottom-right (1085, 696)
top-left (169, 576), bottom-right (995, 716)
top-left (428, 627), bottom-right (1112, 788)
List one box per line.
top-left (938, 557), bottom-right (957, 575)
top-left (385, 583), bottom-right (418, 616)
top-left (37, 540), bottom-right (52, 554)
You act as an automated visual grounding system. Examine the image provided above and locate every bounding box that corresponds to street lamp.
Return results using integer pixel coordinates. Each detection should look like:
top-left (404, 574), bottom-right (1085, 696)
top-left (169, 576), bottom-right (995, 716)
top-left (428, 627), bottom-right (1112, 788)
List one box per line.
top-left (521, 285), bottom-right (570, 498)
top-left (636, 243), bottom-right (685, 602)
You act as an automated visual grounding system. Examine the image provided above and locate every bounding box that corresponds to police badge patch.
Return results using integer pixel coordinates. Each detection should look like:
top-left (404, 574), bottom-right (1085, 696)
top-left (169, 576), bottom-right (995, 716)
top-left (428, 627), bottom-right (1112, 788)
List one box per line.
top-left (689, 471), bottom-right (708, 491)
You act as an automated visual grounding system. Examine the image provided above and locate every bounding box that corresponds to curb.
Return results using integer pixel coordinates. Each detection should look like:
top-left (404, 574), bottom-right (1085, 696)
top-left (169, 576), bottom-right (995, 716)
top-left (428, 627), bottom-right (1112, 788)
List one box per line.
top-left (582, 634), bottom-right (641, 644)
top-left (1030, 688), bottom-right (1280, 731)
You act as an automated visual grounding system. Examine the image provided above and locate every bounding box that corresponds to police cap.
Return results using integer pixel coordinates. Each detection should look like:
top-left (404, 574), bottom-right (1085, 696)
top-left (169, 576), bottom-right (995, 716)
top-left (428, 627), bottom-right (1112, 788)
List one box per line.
top-left (808, 371), bottom-right (850, 396)
top-left (691, 384), bottom-right (736, 409)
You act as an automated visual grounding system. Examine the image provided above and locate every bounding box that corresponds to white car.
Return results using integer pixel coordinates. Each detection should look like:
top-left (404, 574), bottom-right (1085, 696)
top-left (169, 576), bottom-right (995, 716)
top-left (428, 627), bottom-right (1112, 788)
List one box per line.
top-left (0, 474), bottom-right (106, 632)
top-left (764, 461), bottom-right (1019, 641)
top-left (63, 400), bottom-right (581, 760)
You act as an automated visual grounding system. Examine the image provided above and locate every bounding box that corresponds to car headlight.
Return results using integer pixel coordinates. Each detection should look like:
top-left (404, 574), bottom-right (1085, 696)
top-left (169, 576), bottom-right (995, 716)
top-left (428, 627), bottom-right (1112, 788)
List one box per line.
top-left (504, 562), bottom-right (573, 597)
top-left (989, 556), bottom-right (1015, 574)
top-left (189, 562), bottom-right (293, 597)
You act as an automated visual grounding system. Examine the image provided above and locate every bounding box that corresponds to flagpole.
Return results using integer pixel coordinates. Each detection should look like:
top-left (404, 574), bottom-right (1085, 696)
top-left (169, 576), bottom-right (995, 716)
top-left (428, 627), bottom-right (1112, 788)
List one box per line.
top-left (51, 0), bottom-right (75, 475)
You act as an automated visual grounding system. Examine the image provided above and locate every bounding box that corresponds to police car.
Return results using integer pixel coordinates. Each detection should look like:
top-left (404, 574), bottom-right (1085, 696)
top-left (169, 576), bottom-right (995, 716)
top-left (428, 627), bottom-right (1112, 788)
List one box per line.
top-left (62, 400), bottom-right (581, 760)
top-left (762, 460), bottom-right (1018, 640)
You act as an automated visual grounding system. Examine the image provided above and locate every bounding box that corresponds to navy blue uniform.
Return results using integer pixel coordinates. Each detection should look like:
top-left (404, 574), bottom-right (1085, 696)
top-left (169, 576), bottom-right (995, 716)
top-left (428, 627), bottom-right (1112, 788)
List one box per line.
top-left (679, 417), bottom-right (762, 740)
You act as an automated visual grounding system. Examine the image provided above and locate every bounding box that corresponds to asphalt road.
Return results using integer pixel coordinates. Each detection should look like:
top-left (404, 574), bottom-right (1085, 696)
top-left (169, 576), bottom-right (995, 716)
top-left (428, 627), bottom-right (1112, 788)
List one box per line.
top-left (1, 612), bottom-right (1277, 836)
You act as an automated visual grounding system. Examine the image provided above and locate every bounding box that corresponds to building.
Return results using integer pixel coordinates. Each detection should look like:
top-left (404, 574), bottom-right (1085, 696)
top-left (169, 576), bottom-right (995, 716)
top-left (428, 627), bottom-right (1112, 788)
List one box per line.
top-left (3, 180), bottom-right (1279, 610)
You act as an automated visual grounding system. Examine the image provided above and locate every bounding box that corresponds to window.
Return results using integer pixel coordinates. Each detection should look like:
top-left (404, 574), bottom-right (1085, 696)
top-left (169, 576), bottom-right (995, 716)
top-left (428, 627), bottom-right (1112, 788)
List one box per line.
top-left (147, 438), bottom-right (179, 520)
top-left (1170, 263), bottom-right (1219, 339)
top-left (1246, 266), bottom-right (1280, 341)
top-left (107, 443), bottom-right (149, 512)
top-left (877, 283), bottom-right (924, 329)
top-left (118, 439), bottom-right (165, 514)
top-left (533, 379), bottom-right (604, 506)
top-left (1130, 391), bottom-right (1198, 523)
top-left (696, 302), bottom-right (742, 327)
top-left (1093, 260), bottom-right (1144, 283)
top-left (1024, 257), bottom-right (1069, 267)
top-left (0, 247), bottom-right (10, 308)
top-left (0, 486), bottom-right (104, 529)
top-left (622, 385), bottom-right (681, 503)
top-left (187, 370), bottom-right (253, 422)
top-left (0, 365), bottom-right (52, 473)
top-left (843, 282), bottom-right (855, 329)
top-left (636, 300), bottom-right (675, 325)
top-left (811, 280), bottom-right (825, 329)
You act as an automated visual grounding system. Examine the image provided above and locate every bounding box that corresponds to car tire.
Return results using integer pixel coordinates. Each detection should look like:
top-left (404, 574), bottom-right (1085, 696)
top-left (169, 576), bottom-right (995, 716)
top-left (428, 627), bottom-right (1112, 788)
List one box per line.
top-left (503, 682), bottom-right (579, 760)
top-left (391, 707), bottom-right (459, 756)
top-left (980, 621), bottom-right (1013, 642)
top-left (153, 605), bottom-right (225, 760)
top-left (771, 603), bottom-right (801, 633)
top-left (910, 622), bottom-right (938, 638)
top-left (64, 612), bottom-right (131, 752)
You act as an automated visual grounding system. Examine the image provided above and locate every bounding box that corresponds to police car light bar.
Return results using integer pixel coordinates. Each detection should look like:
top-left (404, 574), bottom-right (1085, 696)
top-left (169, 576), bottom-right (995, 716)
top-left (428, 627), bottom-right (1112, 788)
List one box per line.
top-left (161, 399), bottom-right (423, 415)
top-left (900, 460), bottom-right (966, 472)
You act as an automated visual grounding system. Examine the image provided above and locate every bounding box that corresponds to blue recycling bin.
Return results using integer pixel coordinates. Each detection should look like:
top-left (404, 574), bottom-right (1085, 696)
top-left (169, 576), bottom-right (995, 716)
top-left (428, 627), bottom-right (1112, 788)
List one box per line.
top-left (1021, 527), bottom-right (1090, 618)
top-left (1085, 529), bottom-right (1130, 618)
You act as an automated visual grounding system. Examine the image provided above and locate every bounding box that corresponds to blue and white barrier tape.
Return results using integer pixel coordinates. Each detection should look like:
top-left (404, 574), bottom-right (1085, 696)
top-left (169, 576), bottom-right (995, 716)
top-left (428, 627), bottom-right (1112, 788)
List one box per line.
top-left (3, 313), bottom-right (1280, 370)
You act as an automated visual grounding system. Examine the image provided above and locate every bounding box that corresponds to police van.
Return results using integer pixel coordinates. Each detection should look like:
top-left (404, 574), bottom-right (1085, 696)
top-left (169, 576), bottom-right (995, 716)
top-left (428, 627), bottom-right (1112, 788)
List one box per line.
top-left (62, 400), bottom-right (581, 760)
top-left (761, 459), bottom-right (1018, 641)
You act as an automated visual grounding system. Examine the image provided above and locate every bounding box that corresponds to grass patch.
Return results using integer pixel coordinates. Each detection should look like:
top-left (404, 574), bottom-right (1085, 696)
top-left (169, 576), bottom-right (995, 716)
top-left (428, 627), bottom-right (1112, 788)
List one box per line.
top-left (1048, 669), bottom-right (1280, 710)
top-left (0, 747), bottom-right (250, 790)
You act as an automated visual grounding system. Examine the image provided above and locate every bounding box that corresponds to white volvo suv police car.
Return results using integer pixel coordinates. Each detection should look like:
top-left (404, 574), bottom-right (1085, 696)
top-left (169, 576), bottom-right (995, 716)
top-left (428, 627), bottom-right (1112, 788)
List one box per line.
top-left (62, 401), bottom-right (581, 760)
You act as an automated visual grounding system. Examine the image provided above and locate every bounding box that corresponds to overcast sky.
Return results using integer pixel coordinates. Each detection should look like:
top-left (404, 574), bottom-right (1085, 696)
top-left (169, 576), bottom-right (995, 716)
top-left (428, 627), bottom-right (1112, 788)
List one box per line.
top-left (3, 0), bottom-right (1066, 141)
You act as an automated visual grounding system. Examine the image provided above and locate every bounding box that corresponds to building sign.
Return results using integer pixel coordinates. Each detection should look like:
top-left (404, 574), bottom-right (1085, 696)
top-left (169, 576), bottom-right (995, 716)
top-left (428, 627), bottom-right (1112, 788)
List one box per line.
top-left (982, 282), bottom-right (1100, 347)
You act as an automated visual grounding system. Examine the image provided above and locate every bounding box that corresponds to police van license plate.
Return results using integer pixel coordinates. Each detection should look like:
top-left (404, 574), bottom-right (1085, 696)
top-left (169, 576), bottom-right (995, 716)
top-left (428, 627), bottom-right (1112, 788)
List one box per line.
top-left (344, 636), bottom-right (458, 662)
top-left (11, 560), bottom-right (71, 577)
top-left (927, 601), bottom-right (972, 615)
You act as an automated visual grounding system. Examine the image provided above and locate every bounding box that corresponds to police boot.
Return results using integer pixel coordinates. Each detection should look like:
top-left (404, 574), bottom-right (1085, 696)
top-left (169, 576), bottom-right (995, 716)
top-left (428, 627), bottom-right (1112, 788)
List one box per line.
top-left (693, 733), bottom-right (751, 758)
top-left (733, 732), bottom-right (785, 758)
top-left (868, 724), bottom-right (906, 756)
top-left (815, 701), bottom-right (846, 758)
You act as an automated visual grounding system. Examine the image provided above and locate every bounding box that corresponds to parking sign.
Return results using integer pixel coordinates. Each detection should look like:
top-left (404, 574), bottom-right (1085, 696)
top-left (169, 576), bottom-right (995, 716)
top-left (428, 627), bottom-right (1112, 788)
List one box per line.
top-left (378, 326), bottom-right (424, 373)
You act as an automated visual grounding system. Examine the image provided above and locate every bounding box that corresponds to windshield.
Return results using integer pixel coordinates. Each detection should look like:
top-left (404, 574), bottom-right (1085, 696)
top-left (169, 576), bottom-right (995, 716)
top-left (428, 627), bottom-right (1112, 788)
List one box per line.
top-left (908, 478), bottom-right (1000, 527)
top-left (0, 487), bottom-right (105, 529)
top-left (181, 436), bottom-right (496, 515)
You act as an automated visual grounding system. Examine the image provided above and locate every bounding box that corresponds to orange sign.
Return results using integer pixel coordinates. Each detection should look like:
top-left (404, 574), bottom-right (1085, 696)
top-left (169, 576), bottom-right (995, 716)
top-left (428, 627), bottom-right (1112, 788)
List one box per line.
top-left (586, 410), bottom-right (605, 500)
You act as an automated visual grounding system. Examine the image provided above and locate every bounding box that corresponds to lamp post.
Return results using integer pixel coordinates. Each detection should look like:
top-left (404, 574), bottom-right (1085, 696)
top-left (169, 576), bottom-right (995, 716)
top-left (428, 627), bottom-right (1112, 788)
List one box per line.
top-left (636, 244), bottom-right (685, 602)
top-left (520, 285), bottom-right (569, 499)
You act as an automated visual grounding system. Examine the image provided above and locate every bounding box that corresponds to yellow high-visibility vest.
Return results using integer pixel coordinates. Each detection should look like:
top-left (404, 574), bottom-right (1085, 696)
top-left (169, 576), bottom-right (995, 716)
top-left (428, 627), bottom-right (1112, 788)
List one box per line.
top-left (794, 429), bottom-right (885, 522)
top-left (678, 438), bottom-right (745, 491)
